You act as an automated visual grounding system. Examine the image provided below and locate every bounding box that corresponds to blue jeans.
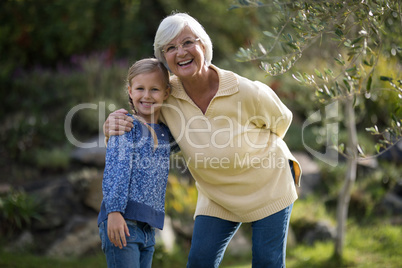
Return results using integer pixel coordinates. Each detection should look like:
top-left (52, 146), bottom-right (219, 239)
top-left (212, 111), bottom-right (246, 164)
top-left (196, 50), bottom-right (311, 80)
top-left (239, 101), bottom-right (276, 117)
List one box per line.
top-left (187, 204), bottom-right (293, 268)
top-left (99, 220), bottom-right (155, 268)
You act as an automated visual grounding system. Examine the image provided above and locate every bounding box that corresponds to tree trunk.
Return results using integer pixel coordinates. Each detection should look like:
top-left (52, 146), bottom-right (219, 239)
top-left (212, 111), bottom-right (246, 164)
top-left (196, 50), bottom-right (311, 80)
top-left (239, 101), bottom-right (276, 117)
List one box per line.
top-left (334, 97), bottom-right (358, 259)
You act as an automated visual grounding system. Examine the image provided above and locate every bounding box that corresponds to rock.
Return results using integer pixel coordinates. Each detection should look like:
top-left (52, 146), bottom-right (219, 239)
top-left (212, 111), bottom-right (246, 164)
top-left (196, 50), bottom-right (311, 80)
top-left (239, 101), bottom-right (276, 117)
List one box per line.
top-left (29, 178), bottom-right (81, 230)
top-left (0, 183), bottom-right (11, 194)
top-left (46, 217), bottom-right (100, 258)
top-left (70, 134), bottom-right (106, 166)
top-left (5, 231), bottom-right (34, 252)
top-left (68, 168), bottom-right (103, 212)
top-left (381, 192), bottom-right (402, 215)
top-left (302, 220), bottom-right (336, 245)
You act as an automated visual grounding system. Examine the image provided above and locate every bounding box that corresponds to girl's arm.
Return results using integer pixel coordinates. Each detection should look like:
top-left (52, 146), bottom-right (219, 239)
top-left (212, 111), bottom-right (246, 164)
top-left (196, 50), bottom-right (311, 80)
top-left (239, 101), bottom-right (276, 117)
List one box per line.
top-left (102, 130), bottom-right (135, 248)
top-left (102, 133), bottom-right (133, 214)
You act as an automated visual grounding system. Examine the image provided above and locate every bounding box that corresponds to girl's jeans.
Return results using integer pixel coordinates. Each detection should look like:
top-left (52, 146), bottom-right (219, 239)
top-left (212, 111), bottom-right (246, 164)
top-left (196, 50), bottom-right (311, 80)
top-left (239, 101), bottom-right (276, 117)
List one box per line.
top-left (99, 220), bottom-right (155, 268)
top-left (187, 203), bottom-right (293, 268)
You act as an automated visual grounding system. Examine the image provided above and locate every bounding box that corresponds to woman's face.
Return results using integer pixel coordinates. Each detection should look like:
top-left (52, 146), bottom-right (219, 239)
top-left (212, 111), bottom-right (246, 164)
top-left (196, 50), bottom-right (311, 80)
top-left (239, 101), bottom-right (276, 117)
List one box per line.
top-left (163, 27), bottom-right (206, 80)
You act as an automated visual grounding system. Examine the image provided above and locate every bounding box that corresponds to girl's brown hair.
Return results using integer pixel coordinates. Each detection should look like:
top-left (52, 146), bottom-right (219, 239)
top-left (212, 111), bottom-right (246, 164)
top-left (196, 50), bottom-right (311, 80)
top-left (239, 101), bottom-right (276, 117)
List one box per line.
top-left (126, 58), bottom-right (170, 150)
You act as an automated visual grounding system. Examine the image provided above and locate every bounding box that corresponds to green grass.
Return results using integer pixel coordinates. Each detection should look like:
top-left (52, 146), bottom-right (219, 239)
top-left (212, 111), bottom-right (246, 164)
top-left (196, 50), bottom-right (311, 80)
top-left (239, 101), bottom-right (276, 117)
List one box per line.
top-left (0, 251), bottom-right (107, 268)
top-left (2, 221), bottom-right (400, 268)
top-left (1, 202), bottom-right (400, 268)
top-left (286, 221), bottom-right (402, 268)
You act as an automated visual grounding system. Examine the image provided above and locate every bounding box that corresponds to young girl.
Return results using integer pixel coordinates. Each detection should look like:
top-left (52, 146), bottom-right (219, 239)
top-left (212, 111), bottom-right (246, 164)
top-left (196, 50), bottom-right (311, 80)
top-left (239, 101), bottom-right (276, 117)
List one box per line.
top-left (97, 58), bottom-right (178, 268)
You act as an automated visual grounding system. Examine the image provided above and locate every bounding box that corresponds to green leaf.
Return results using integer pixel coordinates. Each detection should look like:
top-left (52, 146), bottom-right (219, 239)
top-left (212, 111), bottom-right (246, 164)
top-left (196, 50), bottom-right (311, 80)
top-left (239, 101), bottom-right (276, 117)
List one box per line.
top-left (375, 144), bottom-right (381, 153)
top-left (366, 75), bottom-right (372, 92)
top-left (346, 66), bottom-right (357, 74)
top-left (344, 39), bottom-right (352, 47)
top-left (287, 42), bottom-right (299, 50)
top-left (338, 143), bottom-right (345, 153)
top-left (314, 69), bottom-right (323, 79)
top-left (363, 59), bottom-right (372, 66)
top-left (335, 57), bottom-right (345, 65)
top-left (380, 76), bottom-right (393, 81)
top-left (343, 78), bottom-right (351, 92)
top-left (324, 68), bottom-right (334, 77)
top-left (391, 113), bottom-right (400, 124)
top-left (335, 28), bottom-right (343, 37)
top-left (351, 36), bottom-right (363, 45)
top-left (292, 72), bottom-right (304, 82)
top-left (366, 126), bottom-right (379, 135)
top-left (310, 24), bottom-right (319, 32)
top-left (357, 144), bottom-right (365, 157)
top-left (263, 31), bottom-right (276, 38)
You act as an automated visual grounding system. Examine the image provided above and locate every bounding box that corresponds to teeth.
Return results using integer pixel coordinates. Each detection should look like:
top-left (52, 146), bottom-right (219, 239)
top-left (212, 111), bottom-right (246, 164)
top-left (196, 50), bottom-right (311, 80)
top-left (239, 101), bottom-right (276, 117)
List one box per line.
top-left (178, 60), bottom-right (192, 66)
top-left (141, 102), bottom-right (153, 107)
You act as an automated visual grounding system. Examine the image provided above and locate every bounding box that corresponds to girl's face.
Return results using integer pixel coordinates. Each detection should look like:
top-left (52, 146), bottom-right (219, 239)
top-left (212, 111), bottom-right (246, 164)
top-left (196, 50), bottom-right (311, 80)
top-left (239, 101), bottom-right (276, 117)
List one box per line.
top-left (128, 70), bottom-right (170, 123)
top-left (163, 26), bottom-right (206, 80)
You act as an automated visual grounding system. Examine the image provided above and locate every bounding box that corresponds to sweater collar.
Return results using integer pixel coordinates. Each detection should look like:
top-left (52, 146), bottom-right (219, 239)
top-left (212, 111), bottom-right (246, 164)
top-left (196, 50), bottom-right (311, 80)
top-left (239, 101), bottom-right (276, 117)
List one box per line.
top-left (169, 64), bottom-right (239, 101)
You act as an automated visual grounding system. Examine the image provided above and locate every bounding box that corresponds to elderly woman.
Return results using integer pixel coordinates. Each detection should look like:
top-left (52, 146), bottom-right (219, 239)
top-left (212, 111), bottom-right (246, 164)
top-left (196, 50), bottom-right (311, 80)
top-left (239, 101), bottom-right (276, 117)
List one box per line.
top-left (104, 13), bottom-right (301, 267)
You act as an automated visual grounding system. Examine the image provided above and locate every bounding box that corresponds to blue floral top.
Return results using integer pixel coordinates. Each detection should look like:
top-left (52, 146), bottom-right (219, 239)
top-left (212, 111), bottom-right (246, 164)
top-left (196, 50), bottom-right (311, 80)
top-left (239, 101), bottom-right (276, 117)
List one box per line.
top-left (97, 115), bottom-right (179, 229)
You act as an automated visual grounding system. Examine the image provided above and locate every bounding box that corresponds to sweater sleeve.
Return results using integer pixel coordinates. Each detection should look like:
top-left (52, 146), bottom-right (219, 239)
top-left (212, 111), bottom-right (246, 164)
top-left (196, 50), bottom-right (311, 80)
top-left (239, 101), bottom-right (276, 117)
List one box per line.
top-left (253, 81), bottom-right (292, 139)
top-left (102, 130), bottom-right (134, 215)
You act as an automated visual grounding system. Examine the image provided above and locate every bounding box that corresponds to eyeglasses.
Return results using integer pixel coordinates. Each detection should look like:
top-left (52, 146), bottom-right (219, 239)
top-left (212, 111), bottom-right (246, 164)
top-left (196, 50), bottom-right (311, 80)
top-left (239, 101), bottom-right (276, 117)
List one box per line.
top-left (162, 38), bottom-right (200, 55)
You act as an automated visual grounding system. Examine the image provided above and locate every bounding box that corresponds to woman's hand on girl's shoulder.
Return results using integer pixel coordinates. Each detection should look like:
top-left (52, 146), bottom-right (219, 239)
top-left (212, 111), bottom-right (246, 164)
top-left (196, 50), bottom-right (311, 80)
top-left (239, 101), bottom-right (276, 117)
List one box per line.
top-left (103, 109), bottom-right (134, 138)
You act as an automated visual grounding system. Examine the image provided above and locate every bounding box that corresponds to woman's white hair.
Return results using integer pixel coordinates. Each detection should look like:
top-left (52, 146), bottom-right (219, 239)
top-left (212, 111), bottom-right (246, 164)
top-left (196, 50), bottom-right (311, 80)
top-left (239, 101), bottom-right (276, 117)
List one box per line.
top-left (154, 13), bottom-right (213, 69)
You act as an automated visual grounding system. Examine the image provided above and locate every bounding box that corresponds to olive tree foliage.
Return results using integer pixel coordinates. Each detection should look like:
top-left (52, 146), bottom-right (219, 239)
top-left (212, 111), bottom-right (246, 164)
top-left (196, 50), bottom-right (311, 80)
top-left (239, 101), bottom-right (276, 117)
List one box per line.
top-left (231, 0), bottom-right (401, 259)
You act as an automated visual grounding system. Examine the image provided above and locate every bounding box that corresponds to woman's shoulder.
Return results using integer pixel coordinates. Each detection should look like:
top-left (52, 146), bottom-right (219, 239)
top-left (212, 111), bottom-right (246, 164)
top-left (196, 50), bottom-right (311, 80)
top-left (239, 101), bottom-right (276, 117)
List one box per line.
top-left (212, 64), bottom-right (262, 92)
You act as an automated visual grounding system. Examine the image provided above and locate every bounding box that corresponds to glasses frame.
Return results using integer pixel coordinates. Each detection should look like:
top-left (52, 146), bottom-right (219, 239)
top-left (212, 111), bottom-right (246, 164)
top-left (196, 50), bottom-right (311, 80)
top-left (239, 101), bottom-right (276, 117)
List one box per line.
top-left (162, 38), bottom-right (200, 54)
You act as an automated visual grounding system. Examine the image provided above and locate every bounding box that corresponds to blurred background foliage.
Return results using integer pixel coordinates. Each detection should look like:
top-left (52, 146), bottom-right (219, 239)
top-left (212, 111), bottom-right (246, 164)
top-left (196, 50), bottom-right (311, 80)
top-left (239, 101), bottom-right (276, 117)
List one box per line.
top-left (0, 0), bottom-right (401, 267)
top-left (0, 0), bottom-right (259, 183)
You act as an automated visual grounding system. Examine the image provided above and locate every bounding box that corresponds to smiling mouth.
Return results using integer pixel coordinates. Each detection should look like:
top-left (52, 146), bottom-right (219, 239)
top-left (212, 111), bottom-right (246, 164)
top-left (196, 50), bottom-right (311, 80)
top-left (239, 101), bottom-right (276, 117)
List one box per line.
top-left (140, 102), bottom-right (154, 107)
top-left (178, 59), bottom-right (193, 66)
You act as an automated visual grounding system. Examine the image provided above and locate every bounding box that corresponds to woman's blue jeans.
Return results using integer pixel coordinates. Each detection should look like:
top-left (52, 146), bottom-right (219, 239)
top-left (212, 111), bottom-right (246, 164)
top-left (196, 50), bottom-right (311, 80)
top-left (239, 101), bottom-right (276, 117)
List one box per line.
top-left (187, 203), bottom-right (293, 268)
top-left (99, 220), bottom-right (155, 268)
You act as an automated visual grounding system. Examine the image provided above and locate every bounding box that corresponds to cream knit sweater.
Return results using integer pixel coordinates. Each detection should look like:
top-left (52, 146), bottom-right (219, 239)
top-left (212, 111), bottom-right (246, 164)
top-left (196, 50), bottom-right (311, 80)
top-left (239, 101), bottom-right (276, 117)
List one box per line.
top-left (161, 65), bottom-right (301, 223)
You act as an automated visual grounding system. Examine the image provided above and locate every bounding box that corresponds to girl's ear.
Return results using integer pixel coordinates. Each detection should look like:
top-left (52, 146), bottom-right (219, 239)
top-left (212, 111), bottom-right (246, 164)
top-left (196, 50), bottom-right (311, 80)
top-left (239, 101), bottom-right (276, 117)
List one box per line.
top-left (164, 85), bottom-right (171, 100)
top-left (127, 86), bottom-right (133, 98)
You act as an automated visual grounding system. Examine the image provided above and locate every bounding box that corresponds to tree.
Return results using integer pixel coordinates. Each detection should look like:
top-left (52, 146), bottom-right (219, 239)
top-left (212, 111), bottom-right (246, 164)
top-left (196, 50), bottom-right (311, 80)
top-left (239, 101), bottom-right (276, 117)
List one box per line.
top-left (232, 0), bottom-right (402, 259)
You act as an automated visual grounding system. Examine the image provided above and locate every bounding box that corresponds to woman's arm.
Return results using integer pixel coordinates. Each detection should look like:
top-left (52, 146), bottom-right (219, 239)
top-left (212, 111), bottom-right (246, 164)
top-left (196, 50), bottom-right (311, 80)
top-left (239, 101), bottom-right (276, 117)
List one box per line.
top-left (103, 108), bottom-right (134, 143)
top-left (253, 81), bottom-right (293, 139)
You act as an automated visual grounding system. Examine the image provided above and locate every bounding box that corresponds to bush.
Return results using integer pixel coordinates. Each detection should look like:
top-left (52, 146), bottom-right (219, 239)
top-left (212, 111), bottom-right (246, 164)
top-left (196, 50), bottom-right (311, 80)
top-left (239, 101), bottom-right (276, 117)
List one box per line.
top-left (0, 189), bottom-right (43, 236)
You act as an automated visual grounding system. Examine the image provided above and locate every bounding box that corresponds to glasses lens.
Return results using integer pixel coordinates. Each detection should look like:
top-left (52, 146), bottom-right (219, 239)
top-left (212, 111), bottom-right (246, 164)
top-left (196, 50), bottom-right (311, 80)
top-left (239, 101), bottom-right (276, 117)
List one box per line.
top-left (182, 40), bottom-right (195, 49)
top-left (163, 39), bottom-right (198, 54)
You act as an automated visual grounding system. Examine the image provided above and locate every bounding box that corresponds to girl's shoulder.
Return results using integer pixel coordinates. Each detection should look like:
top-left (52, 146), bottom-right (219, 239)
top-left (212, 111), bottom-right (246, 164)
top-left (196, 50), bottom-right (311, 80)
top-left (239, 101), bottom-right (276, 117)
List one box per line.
top-left (127, 114), bottom-right (145, 128)
top-left (122, 114), bottom-right (144, 138)
top-left (157, 122), bottom-right (174, 137)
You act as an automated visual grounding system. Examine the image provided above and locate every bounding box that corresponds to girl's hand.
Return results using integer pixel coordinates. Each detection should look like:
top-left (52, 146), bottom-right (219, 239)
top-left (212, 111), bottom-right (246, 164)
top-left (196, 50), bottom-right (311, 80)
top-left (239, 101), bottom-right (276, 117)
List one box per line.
top-left (103, 109), bottom-right (134, 139)
top-left (107, 212), bottom-right (130, 249)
